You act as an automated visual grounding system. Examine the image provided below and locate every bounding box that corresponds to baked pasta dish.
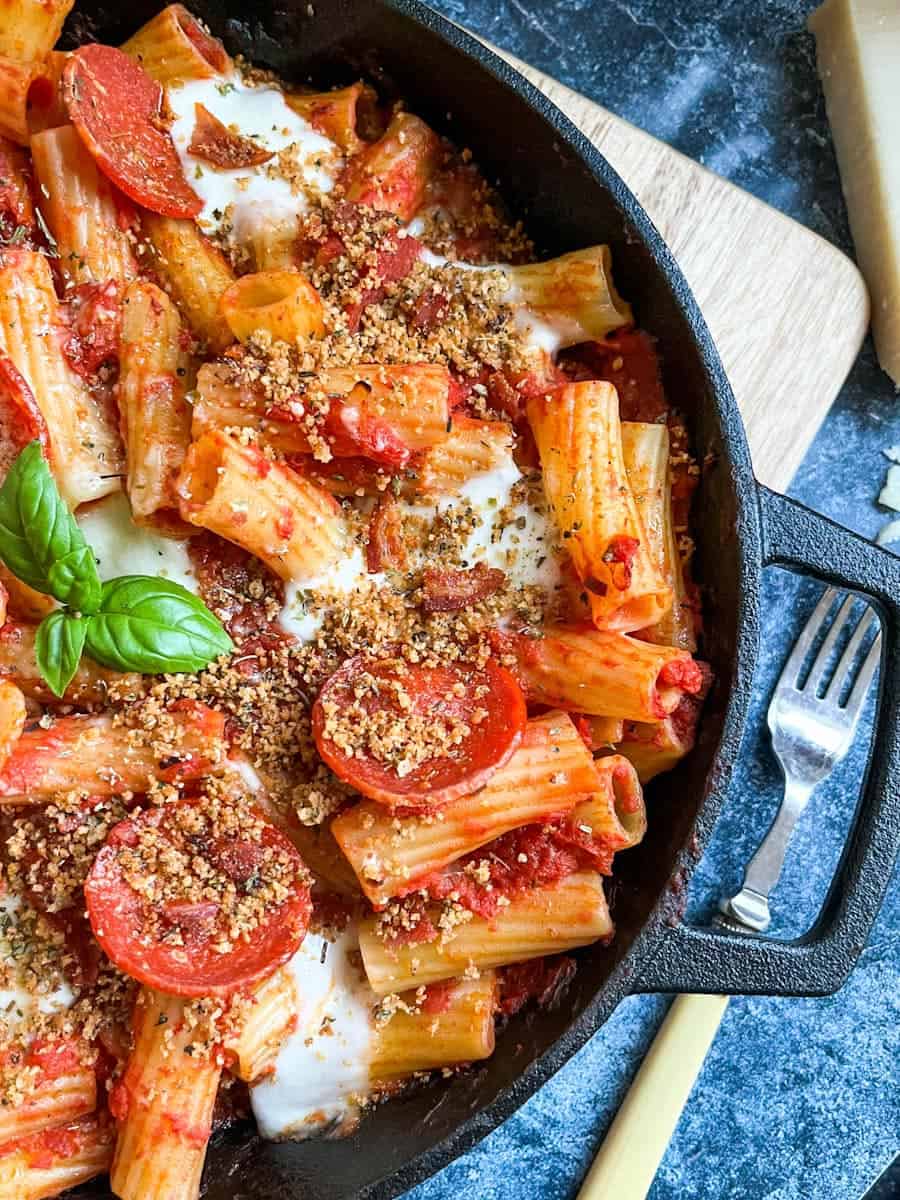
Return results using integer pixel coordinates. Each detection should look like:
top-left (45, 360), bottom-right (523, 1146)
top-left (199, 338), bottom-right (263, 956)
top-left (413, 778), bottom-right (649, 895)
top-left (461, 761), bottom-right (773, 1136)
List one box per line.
top-left (0, 4), bottom-right (709, 1196)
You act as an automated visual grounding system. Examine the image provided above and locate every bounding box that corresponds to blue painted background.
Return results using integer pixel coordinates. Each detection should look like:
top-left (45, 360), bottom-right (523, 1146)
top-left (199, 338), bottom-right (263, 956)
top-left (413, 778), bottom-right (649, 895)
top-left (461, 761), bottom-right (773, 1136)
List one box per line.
top-left (405, 1), bottom-right (900, 1197)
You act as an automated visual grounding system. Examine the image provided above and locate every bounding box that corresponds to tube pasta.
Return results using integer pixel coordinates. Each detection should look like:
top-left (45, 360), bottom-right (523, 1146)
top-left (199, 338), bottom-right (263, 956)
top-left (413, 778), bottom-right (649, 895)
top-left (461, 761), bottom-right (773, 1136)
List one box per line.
top-left (283, 822), bottom-right (362, 896)
top-left (359, 872), bottom-right (612, 995)
top-left (194, 362), bottom-right (451, 455)
top-left (333, 712), bottom-right (602, 906)
top-left (177, 430), bottom-right (348, 581)
top-left (119, 280), bottom-right (192, 532)
top-left (245, 216), bottom-right (301, 272)
top-left (0, 680), bottom-right (25, 772)
top-left (0, 620), bottom-right (139, 706)
top-left (0, 1116), bottom-right (114, 1200)
top-left (370, 973), bottom-right (497, 1083)
top-left (0, 249), bottom-right (124, 506)
top-left (30, 125), bottom-right (138, 286)
top-left (24, 51), bottom-right (67, 136)
top-left (0, 135), bottom-right (34, 229)
top-left (342, 111), bottom-right (442, 221)
top-left (579, 715), bottom-right (625, 750)
top-left (0, 1), bottom-right (73, 63)
top-left (506, 246), bottom-right (632, 346)
top-left (528, 381), bottom-right (671, 632)
top-left (120, 5), bottom-right (231, 84)
top-left (0, 1048), bottom-right (95, 1145)
top-left (0, 57), bottom-right (48, 145)
top-left (621, 421), bottom-right (696, 652)
top-left (618, 697), bottom-right (704, 783)
top-left (0, 568), bottom-right (53, 621)
top-left (0, 705), bottom-right (227, 803)
top-left (499, 625), bottom-right (699, 722)
top-left (572, 754), bottom-right (646, 853)
top-left (415, 416), bottom-right (513, 497)
top-left (140, 213), bottom-right (236, 353)
top-left (226, 968), bottom-right (297, 1084)
top-left (110, 990), bottom-right (221, 1200)
top-left (286, 83), bottom-right (373, 153)
top-left (219, 270), bottom-right (325, 343)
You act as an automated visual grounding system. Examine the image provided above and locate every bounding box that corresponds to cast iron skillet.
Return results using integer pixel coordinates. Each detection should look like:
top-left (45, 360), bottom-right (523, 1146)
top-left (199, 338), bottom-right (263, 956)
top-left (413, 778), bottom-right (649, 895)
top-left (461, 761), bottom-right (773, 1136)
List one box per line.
top-left (63, 2), bottom-right (900, 1197)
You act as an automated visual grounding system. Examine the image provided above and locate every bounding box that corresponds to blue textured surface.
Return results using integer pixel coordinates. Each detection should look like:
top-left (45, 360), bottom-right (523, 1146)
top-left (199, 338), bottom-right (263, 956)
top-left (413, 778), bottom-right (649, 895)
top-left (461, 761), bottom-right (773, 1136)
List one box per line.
top-left (404, 2), bottom-right (900, 1198)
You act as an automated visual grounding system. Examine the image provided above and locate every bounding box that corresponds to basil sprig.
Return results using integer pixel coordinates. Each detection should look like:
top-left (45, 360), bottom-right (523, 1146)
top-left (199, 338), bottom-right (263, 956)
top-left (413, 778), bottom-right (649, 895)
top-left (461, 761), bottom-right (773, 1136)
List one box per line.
top-left (0, 443), bottom-right (233, 696)
top-left (0, 442), bottom-right (101, 613)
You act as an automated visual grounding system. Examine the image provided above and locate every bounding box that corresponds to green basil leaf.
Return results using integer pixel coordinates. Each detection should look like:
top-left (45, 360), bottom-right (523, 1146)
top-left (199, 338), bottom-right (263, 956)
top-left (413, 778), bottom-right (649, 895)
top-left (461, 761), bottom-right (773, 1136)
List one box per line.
top-left (35, 610), bottom-right (88, 698)
top-left (0, 441), bottom-right (101, 612)
top-left (84, 575), bottom-right (233, 675)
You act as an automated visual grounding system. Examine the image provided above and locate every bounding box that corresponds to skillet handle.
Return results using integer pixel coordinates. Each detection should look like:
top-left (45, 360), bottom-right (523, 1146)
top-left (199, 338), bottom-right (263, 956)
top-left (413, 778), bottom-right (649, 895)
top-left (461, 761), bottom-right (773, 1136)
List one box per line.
top-left (633, 486), bottom-right (900, 996)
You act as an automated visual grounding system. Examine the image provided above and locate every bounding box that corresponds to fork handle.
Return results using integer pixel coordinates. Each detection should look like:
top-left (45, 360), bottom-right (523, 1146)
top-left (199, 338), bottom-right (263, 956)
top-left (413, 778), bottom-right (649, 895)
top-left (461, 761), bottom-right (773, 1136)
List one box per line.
top-left (577, 995), bottom-right (729, 1200)
top-left (723, 777), bottom-right (816, 931)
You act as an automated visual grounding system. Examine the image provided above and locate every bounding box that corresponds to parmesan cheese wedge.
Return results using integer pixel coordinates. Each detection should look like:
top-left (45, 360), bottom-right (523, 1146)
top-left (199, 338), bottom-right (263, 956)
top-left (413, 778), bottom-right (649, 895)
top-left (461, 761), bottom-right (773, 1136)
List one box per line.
top-left (809, 0), bottom-right (900, 387)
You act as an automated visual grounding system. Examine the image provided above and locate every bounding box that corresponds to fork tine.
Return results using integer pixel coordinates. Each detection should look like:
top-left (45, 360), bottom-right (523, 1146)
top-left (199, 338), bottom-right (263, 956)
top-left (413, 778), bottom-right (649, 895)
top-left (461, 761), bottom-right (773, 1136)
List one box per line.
top-left (843, 630), bottom-right (882, 719)
top-left (775, 587), bottom-right (838, 691)
top-left (803, 594), bottom-right (856, 694)
top-left (824, 608), bottom-right (877, 702)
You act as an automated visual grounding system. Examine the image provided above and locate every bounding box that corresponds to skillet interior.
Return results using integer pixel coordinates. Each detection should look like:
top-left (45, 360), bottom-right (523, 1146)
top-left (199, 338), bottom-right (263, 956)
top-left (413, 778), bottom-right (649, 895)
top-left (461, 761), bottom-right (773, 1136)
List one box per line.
top-left (63, 2), bottom-right (757, 1195)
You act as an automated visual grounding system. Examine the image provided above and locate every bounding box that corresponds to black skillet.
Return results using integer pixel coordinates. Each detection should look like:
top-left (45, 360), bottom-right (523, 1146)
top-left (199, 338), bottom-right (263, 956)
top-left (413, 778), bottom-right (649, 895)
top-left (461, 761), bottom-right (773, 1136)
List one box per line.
top-left (63, 2), bottom-right (900, 1197)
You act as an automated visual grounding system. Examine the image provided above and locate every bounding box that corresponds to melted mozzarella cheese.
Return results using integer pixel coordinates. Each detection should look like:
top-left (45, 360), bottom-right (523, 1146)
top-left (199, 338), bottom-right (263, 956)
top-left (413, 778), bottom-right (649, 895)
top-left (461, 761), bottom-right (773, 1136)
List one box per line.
top-left (76, 493), bottom-right (195, 589)
top-left (414, 244), bottom-right (569, 357)
top-left (439, 458), bottom-right (563, 593)
top-left (250, 929), bottom-right (376, 1138)
top-left (167, 74), bottom-right (340, 246)
top-left (0, 897), bottom-right (73, 1031)
top-left (279, 544), bottom-right (386, 643)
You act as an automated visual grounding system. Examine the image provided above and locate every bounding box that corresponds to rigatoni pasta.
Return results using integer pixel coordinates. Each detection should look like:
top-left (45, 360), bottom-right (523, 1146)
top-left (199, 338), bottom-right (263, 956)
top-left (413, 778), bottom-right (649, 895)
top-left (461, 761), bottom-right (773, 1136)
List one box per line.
top-left (0, 248), bottom-right (123, 506)
top-left (110, 990), bottom-right (221, 1200)
top-left (119, 280), bottom-right (192, 531)
top-left (31, 125), bottom-right (138, 286)
top-left (359, 873), bottom-right (613, 995)
top-left (528, 380), bottom-right (671, 633)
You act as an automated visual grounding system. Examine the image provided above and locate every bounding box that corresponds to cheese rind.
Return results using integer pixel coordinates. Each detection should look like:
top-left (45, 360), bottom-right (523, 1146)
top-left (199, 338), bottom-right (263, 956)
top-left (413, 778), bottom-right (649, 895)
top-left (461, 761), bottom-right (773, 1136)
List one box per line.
top-left (809, 0), bottom-right (900, 386)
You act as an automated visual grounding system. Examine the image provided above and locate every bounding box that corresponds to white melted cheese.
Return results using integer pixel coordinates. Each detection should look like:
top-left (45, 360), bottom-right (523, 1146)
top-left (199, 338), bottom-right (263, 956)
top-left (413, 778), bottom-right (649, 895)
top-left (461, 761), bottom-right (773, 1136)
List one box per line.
top-left (279, 544), bottom-right (386, 642)
top-left (0, 896), bottom-right (73, 1031)
top-left (414, 244), bottom-right (569, 357)
top-left (76, 493), bottom-right (195, 589)
top-left (251, 929), bottom-right (376, 1138)
top-left (278, 455), bottom-right (562, 643)
top-left (439, 457), bottom-right (563, 593)
top-left (167, 74), bottom-right (340, 248)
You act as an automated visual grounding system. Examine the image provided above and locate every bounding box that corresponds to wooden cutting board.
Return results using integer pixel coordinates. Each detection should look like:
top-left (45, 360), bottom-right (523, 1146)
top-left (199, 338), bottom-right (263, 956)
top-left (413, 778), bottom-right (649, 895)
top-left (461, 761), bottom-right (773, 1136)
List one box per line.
top-left (497, 51), bottom-right (869, 492)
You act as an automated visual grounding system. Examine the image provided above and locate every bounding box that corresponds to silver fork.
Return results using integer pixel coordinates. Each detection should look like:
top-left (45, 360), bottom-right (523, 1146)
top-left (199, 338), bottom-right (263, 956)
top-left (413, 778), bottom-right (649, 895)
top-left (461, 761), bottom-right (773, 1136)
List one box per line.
top-left (717, 586), bottom-right (881, 934)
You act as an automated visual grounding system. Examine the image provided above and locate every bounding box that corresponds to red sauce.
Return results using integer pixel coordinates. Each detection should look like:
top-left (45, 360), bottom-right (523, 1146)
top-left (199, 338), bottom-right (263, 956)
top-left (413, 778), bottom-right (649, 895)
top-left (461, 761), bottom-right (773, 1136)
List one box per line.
top-left (658, 657), bottom-right (704, 694)
top-left (420, 980), bottom-right (455, 1015)
top-left (498, 956), bottom-right (577, 1017)
top-left (562, 329), bottom-right (666, 423)
top-left (187, 531), bottom-right (285, 641)
top-left (414, 820), bottom-right (617, 922)
top-left (62, 280), bottom-right (122, 379)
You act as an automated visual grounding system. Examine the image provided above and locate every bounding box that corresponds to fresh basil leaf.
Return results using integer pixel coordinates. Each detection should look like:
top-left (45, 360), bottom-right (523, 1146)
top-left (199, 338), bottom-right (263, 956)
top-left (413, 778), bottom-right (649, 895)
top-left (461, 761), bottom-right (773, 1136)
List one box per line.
top-left (0, 441), bottom-right (101, 612)
top-left (84, 576), bottom-right (233, 675)
top-left (35, 610), bottom-right (88, 698)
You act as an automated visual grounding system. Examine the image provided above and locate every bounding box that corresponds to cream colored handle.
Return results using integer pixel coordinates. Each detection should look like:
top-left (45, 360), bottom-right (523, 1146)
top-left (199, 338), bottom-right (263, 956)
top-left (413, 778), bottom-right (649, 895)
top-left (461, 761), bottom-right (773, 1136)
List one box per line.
top-left (577, 993), bottom-right (729, 1200)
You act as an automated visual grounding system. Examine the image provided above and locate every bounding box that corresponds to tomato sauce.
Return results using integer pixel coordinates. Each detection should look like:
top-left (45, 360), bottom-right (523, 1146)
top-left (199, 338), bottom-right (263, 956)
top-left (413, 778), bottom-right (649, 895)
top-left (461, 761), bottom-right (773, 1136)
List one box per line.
top-left (416, 820), bottom-right (617, 922)
top-left (498, 956), bottom-right (577, 1017)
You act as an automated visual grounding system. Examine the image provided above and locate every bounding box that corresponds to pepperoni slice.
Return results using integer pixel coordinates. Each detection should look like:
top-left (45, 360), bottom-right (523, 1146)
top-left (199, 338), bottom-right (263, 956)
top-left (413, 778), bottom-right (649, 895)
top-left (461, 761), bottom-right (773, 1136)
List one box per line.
top-left (312, 656), bottom-right (526, 808)
top-left (188, 103), bottom-right (274, 169)
top-left (85, 801), bottom-right (312, 997)
top-left (62, 44), bottom-right (202, 219)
